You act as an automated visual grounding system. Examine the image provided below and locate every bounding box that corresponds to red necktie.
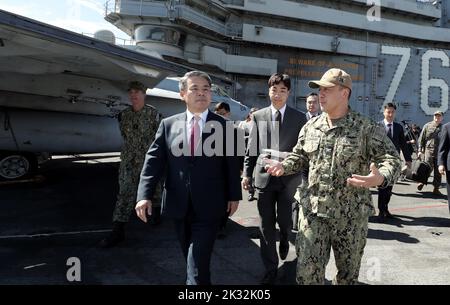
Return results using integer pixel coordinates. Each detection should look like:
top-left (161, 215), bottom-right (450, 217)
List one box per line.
top-left (190, 116), bottom-right (200, 156)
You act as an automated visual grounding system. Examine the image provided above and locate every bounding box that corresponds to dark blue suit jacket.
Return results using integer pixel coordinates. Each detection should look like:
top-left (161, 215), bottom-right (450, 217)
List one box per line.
top-left (243, 106), bottom-right (307, 189)
top-left (438, 122), bottom-right (450, 170)
top-left (379, 120), bottom-right (412, 162)
top-left (137, 110), bottom-right (242, 221)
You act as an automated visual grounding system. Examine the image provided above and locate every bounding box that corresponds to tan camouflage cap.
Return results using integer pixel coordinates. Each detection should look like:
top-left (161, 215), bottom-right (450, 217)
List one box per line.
top-left (434, 111), bottom-right (443, 116)
top-left (308, 68), bottom-right (352, 90)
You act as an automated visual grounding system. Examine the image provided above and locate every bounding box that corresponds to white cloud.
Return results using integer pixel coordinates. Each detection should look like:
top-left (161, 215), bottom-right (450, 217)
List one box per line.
top-left (2, 1), bottom-right (130, 42)
top-left (1, 3), bottom-right (41, 18)
top-left (70, 0), bottom-right (105, 16)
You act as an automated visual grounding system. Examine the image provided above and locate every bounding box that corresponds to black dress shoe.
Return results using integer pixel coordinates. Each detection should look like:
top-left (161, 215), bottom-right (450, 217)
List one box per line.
top-left (260, 270), bottom-right (277, 285)
top-left (279, 238), bottom-right (289, 260)
top-left (377, 213), bottom-right (386, 223)
top-left (248, 194), bottom-right (256, 201)
top-left (384, 211), bottom-right (395, 219)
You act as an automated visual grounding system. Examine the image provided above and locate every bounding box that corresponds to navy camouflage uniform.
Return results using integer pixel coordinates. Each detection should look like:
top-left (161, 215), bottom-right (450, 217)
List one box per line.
top-left (113, 105), bottom-right (161, 222)
top-left (418, 121), bottom-right (442, 189)
top-left (281, 108), bottom-right (401, 284)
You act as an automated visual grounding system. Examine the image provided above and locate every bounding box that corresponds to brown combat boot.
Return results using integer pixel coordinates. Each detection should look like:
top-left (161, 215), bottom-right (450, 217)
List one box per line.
top-left (433, 188), bottom-right (443, 196)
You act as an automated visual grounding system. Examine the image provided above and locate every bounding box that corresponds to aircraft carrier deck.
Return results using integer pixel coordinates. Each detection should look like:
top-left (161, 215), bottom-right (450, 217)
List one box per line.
top-left (1, 153), bottom-right (449, 286)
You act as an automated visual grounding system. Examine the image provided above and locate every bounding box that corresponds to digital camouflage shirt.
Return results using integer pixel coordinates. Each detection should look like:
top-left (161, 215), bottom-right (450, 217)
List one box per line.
top-left (418, 121), bottom-right (442, 157)
top-left (282, 108), bottom-right (401, 219)
top-left (118, 105), bottom-right (161, 165)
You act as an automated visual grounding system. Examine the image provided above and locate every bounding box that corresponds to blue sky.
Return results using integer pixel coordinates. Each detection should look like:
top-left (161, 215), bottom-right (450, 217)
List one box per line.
top-left (0, 0), bottom-right (130, 41)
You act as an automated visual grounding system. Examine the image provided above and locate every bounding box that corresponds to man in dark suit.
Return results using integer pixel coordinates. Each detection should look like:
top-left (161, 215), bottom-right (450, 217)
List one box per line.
top-left (242, 73), bottom-right (307, 284)
top-left (377, 103), bottom-right (412, 221)
top-left (438, 121), bottom-right (450, 214)
top-left (305, 92), bottom-right (320, 120)
top-left (135, 71), bottom-right (242, 285)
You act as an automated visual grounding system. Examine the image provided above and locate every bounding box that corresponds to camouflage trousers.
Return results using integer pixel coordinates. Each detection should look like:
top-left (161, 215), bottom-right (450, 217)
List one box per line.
top-left (424, 151), bottom-right (441, 188)
top-left (295, 206), bottom-right (368, 285)
top-left (113, 161), bottom-right (162, 223)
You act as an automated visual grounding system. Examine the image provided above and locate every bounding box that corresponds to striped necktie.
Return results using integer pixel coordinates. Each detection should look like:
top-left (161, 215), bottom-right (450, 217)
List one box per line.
top-left (190, 116), bottom-right (200, 156)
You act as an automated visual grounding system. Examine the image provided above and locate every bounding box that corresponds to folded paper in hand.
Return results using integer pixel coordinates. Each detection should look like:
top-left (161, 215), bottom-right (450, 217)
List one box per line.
top-left (261, 149), bottom-right (290, 161)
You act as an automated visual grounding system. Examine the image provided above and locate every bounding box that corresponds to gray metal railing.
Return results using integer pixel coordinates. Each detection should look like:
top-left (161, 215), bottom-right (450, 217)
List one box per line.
top-left (104, 0), bottom-right (120, 15)
top-left (225, 23), bottom-right (243, 38)
top-left (105, 0), bottom-right (244, 38)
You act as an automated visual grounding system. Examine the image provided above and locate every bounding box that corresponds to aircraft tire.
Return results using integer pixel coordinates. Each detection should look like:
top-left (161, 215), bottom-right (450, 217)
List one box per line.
top-left (0, 152), bottom-right (38, 181)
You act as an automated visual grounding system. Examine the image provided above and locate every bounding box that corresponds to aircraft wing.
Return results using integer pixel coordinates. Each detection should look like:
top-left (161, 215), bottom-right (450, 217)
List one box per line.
top-left (0, 9), bottom-right (188, 102)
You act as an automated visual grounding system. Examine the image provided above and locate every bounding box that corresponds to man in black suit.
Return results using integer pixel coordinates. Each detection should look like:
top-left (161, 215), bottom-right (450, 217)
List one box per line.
top-left (377, 103), bottom-right (412, 220)
top-left (438, 122), bottom-right (450, 214)
top-left (135, 71), bottom-right (242, 285)
top-left (305, 92), bottom-right (320, 120)
top-left (242, 73), bottom-right (307, 284)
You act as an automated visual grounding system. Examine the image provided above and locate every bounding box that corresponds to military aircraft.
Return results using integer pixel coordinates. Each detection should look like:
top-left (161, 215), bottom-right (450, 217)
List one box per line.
top-left (0, 9), bottom-right (248, 181)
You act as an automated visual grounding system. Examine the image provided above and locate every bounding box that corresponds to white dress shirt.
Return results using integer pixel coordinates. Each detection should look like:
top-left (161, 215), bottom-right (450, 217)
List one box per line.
top-left (186, 109), bottom-right (209, 142)
top-left (270, 104), bottom-right (286, 128)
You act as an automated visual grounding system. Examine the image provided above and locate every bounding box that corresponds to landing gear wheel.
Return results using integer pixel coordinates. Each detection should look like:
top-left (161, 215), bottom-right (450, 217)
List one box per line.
top-left (0, 153), bottom-right (37, 180)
